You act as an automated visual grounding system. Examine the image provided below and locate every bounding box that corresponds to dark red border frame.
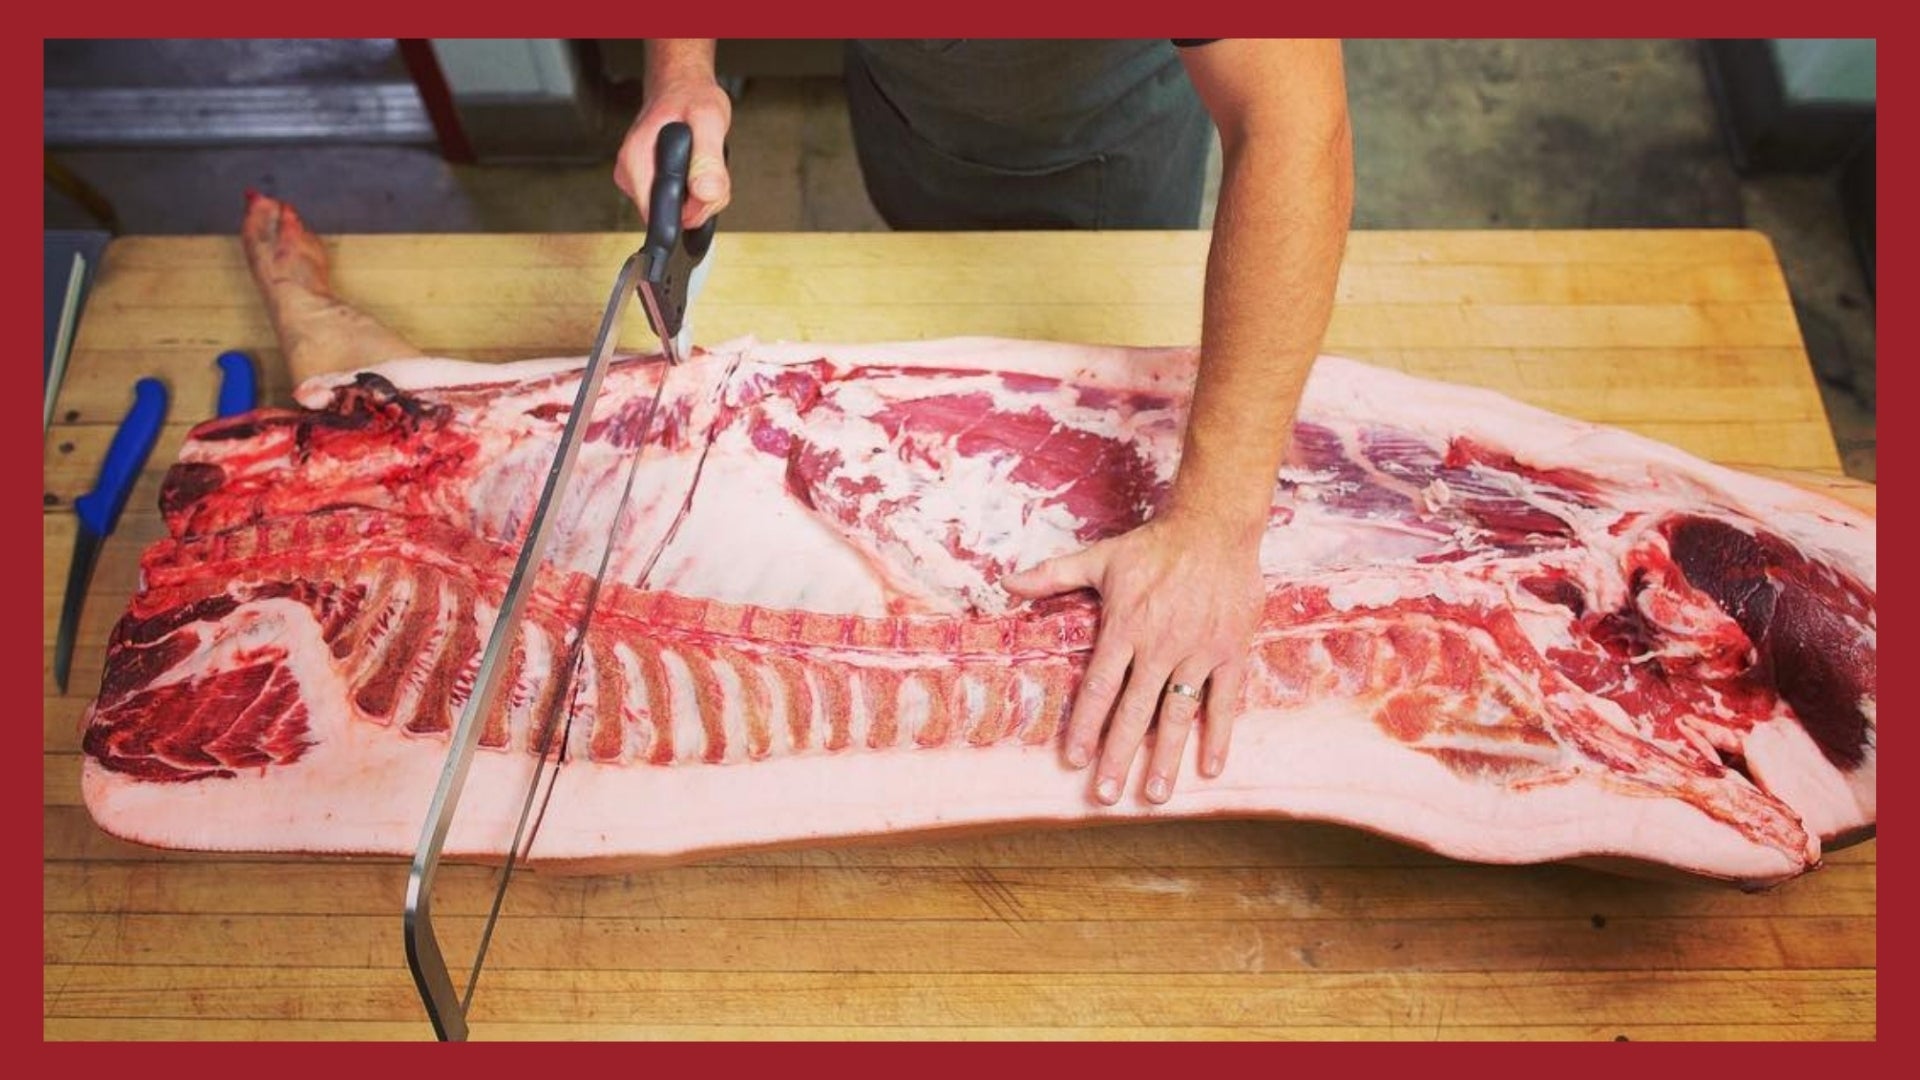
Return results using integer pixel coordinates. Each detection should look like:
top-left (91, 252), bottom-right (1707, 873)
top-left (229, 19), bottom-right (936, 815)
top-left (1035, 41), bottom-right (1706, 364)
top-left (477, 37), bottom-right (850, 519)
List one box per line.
top-left (23, 7), bottom-right (1896, 1064)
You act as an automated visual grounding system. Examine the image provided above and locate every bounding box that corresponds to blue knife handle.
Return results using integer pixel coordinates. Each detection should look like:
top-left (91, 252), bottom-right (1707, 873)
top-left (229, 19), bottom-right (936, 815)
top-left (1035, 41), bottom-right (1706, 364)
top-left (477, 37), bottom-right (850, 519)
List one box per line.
top-left (216, 350), bottom-right (257, 417)
top-left (74, 377), bottom-right (167, 537)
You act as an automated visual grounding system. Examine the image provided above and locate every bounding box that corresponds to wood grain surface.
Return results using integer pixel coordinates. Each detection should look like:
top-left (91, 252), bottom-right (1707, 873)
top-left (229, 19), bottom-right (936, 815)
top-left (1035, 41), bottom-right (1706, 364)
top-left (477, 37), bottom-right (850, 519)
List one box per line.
top-left (43, 229), bottom-right (1874, 1041)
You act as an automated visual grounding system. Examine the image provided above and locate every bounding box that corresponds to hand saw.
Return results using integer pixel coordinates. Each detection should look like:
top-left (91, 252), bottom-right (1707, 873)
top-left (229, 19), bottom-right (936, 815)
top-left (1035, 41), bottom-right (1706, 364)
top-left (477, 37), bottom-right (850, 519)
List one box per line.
top-left (403, 121), bottom-right (716, 1042)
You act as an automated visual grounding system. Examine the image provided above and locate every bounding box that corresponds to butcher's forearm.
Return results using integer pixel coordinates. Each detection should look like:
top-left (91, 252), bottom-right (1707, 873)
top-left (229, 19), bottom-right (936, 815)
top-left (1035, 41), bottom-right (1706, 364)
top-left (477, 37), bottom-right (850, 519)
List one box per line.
top-left (1167, 113), bottom-right (1353, 542)
top-left (644, 39), bottom-right (717, 94)
top-left (623, 41), bottom-right (731, 226)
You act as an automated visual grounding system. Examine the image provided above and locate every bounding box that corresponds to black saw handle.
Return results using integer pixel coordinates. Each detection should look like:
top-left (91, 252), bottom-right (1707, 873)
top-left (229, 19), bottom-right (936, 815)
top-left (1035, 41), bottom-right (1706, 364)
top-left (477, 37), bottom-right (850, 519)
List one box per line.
top-left (643, 121), bottom-right (718, 265)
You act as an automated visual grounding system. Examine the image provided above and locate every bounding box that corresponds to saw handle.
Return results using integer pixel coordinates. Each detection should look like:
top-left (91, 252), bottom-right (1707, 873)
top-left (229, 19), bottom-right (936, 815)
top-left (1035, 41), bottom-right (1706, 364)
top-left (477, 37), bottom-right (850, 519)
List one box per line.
top-left (643, 121), bottom-right (718, 264)
top-left (685, 214), bottom-right (717, 260)
top-left (74, 377), bottom-right (167, 538)
top-left (644, 122), bottom-right (692, 259)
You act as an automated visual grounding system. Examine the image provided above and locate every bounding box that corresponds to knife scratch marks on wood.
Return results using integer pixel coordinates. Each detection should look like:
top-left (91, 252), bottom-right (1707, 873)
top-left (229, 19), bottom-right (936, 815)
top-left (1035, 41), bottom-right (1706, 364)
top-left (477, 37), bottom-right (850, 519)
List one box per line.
top-left (1764, 917), bottom-right (1793, 969)
top-left (47, 912), bottom-right (110, 1011)
top-left (962, 865), bottom-right (1028, 931)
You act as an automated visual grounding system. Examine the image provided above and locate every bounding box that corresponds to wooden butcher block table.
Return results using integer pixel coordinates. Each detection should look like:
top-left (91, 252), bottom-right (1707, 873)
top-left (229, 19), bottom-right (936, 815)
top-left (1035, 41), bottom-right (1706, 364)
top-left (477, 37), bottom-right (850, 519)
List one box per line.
top-left (43, 230), bottom-right (1875, 1041)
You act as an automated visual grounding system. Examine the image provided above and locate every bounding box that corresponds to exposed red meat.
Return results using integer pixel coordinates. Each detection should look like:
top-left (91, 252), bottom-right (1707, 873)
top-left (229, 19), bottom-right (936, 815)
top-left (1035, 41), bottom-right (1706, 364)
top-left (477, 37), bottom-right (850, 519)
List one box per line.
top-left (79, 338), bottom-right (1876, 885)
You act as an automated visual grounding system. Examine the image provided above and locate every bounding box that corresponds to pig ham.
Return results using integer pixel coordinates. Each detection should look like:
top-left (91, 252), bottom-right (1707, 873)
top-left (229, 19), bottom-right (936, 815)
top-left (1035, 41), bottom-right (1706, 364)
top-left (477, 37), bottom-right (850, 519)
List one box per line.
top-left (78, 338), bottom-right (1877, 886)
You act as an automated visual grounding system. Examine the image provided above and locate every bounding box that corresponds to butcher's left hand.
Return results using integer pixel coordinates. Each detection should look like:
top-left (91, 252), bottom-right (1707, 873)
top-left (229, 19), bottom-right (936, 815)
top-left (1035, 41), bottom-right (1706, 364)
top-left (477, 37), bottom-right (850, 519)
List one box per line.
top-left (1002, 515), bottom-right (1264, 804)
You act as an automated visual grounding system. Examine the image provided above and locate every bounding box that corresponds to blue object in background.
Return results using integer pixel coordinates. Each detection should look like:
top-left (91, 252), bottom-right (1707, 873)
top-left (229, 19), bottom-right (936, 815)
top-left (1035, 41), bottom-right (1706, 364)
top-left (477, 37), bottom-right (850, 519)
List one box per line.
top-left (217, 350), bottom-right (259, 417)
top-left (73, 378), bottom-right (168, 538)
top-left (56, 376), bottom-right (170, 692)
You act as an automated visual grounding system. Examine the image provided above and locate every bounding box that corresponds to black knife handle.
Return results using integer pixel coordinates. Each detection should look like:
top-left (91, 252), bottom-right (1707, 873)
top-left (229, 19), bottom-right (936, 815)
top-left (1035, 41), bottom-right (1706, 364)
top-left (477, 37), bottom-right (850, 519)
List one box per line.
top-left (685, 215), bottom-right (717, 261)
top-left (644, 122), bottom-right (693, 260)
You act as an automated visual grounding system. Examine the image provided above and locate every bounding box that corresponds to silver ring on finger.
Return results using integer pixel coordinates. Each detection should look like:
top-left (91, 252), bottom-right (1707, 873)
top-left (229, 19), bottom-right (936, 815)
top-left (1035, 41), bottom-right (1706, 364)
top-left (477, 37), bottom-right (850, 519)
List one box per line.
top-left (1164, 682), bottom-right (1202, 701)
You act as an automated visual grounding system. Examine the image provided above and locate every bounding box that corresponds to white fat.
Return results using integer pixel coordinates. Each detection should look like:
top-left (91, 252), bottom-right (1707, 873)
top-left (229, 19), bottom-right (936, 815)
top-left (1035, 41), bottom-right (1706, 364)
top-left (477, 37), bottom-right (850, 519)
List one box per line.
top-left (1324, 576), bottom-right (1413, 612)
top-left (1675, 713), bottom-right (1735, 763)
top-left (1259, 502), bottom-right (1451, 575)
top-left (959, 674), bottom-right (990, 740)
top-left (1741, 711), bottom-right (1876, 839)
top-left (762, 660), bottom-right (795, 757)
top-left (1277, 465), bottom-right (1341, 486)
top-left (752, 375), bottom-right (1182, 615)
top-left (148, 599), bottom-right (344, 710)
top-left (1472, 693), bottom-right (1512, 728)
top-left (897, 676), bottom-right (934, 746)
top-left (843, 671), bottom-right (874, 750)
top-left (1011, 672), bottom-right (1048, 743)
top-left (644, 425), bottom-right (899, 613)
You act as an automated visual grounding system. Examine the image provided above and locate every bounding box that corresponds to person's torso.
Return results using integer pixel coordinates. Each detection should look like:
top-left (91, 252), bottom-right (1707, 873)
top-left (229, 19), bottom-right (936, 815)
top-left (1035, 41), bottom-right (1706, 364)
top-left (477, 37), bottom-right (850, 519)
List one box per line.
top-left (848, 39), bottom-right (1190, 170)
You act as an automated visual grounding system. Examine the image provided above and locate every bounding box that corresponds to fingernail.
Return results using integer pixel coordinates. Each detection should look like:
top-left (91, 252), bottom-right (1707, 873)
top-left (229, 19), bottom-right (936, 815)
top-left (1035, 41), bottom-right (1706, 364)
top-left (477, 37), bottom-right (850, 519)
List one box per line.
top-left (1095, 778), bottom-right (1119, 803)
top-left (1203, 754), bottom-right (1224, 777)
top-left (1146, 776), bottom-right (1169, 802)
top-left (1065, 744), bottom-right (1089, 768)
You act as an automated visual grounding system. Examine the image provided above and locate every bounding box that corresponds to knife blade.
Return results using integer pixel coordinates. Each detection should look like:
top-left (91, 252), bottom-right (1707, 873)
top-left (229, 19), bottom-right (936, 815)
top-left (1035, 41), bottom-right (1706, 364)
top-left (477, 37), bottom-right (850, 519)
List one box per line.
top-left (404, 246), bottom-right (657, 1043)
top-left (404, 117), bottom-right (722, 1039)
top-left (53, 377), bottom-right (168, 694)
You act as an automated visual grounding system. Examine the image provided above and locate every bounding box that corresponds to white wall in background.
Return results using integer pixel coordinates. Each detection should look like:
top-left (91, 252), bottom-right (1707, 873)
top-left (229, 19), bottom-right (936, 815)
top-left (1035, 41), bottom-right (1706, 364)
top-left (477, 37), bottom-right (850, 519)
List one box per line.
top-left (428, 39), bottom-right (578, 100)
top-left (1771, 39), bottom-right (1876, 106)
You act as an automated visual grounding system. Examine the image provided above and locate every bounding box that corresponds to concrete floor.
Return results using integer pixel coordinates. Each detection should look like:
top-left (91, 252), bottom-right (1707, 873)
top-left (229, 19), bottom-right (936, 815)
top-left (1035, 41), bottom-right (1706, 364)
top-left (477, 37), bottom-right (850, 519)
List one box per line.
top-left (44, 39), bottom-right (1874, 479)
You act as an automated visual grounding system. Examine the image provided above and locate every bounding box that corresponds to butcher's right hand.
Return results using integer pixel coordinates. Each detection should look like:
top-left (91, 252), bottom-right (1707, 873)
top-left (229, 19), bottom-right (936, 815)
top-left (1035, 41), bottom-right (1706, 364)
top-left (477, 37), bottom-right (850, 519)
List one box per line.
top-left (616, 71), bottom-right (733, 228)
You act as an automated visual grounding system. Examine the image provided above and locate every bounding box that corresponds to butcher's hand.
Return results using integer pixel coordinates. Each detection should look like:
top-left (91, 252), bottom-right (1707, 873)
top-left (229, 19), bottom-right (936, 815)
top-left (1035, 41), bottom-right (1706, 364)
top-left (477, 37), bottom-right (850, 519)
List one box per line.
top-left (1002, 515), bottom-right (1263, 804)
top-left (615, 39), bottom-right (731, 228)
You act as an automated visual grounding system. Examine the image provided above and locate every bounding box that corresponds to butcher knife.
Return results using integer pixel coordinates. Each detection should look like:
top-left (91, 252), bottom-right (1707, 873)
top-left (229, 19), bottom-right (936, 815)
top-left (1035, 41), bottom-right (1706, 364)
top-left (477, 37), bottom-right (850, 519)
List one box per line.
top-left (215, 350), bottom-right (258, 416)
top-left (405, 122), bottom-right (719, 1042)
top-left (53, 350), bottom-right (258, 693)
top-left (52, 378), bottom-right (167, 694)
top-left (52, 349), bottom-right (258, 693)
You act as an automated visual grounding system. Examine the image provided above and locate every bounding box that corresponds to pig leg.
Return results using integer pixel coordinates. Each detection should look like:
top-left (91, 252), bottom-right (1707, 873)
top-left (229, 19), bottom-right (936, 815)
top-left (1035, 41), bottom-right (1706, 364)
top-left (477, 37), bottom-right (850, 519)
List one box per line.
top-left (241, 190), bottom-right (421, 385)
